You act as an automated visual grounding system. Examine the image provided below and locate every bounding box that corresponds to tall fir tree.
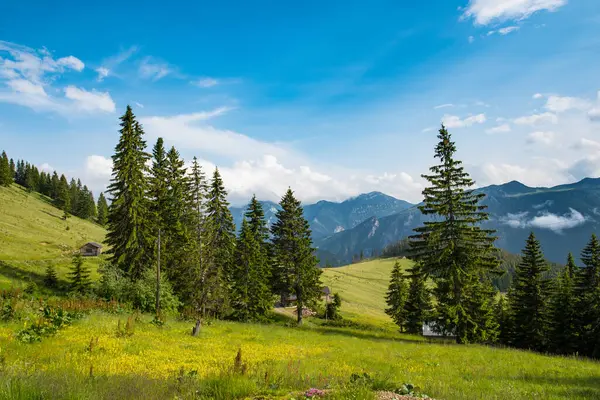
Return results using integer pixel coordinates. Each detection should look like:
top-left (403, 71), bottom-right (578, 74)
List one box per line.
top-left (409, 125), bottom-right (499, 344)
top-left (548, 253), bottom-right (578, 355)
top-left (15, 160), bottom-right (25, 186)
top-left (403, 263), bottom-right (433, 335)
top-left (271, 188), bottom-right (322, 325)
top-left (9, 158), bottom-right (15, 180)
top-left (575, 234), bottom-right (600, 357)
top-left (163, 146), bottom-right (191, 293)
top-left (509, 232), bottom-right (551, 352)
top-left (56, 174), bottom-right (70, 219)
top-left (106, 106), bottom-right (152, 280)
top-left (385, 261), bottom-right (409, 332)
top-left (148, 138), bottom-right (169, 279)
top-left (69, 252), bottom-right (91, 294)
top-left (201, 168), bottom-right (236, 317)
top-left (97, 192), bottom-right (108, 225)
top-left (0, 151), bottom-right (11, 186)
top-left (50, 171), bottom-right (60, 199)
top-left (494, 295), bottom-right (511, 345)
top-left (231, 218), bottom-right (272, 321)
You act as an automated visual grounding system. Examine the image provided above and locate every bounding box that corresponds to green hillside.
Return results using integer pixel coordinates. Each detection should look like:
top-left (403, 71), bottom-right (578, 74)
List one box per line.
top-left (321, 258), bottom-right (411, 327)
top-left (0, 184), bottom-right (106, 289)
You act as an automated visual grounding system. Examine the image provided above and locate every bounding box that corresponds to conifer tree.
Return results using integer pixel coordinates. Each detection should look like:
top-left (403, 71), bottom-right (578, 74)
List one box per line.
top-left (69, 252), bottom-right (91, 294)
top-left (56, 174), bottom-right (70, 219)
top-left (50, 172), bottom-right (59, 199)
top-left (549, 253), bottom-right (578, 354)
top-left (97, 192), bottom-right (108, 225)
top-left (494, 295), bottom-right (511, 345)
top-left (575, 234), bottom-right (600, 357)
top-left (271, 188), bottom-right (322, 325)
top-left (385, 261), bottom-right (409, 332)
top-left (106, 106), bottom-right (152, 280)
top-left (231, 218), bottom-right (272, 321)
top-left (163, 146), bottom-right (191, 291)
top-left (186, 156), bottom-right (209, 237)
top-left (403, 263), bottom-right (433, 335)
top-left (409, 125), bottom-right (499, 344)
top-left (15, 160), bottom-right (25, 186)
top-left (44, 264), bottom-right (59, 288)
top-left (509, 232), bottom-right (551, 351)
top-left (9, 158), bottom-right (15, 180)
top-left (0, 151), bottom-right (11, 186)
top-left (148, 138), bottom-right (169, 272)
top-left (201, 168), bottom-right (236, 316)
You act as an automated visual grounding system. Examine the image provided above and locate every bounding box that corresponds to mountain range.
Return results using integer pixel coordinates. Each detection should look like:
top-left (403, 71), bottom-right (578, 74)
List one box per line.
top-left (230, 178), bottom-right (600, 266)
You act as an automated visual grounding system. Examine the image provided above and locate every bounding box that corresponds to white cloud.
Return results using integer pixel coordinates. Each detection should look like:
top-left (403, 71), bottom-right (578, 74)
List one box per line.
top-left (527, 131), bottom-right (555, 145)
top-left (485, 123), bottom-right (511, 134)
top-left (487, 26), bottom-right (520, 36)
top-left (95, 67), bottom-right (109, 81)
top-left (39, 163), bottom-right (54, 172)
top-left (84, 155), bottom-right (113, 193)
top-left (545, 95), bottom-right (591, 113)
top-left (588, 108), bottom-right (600, 121)
top-left (462, 0), bottom-right (568, 25)
top-left (434, 103), bottom-right (454, 109)
top-left (421, 126), bottom-right (436, 133)
top-left (498, 26), bottom-right (520, 34)
top-left (96, 46), bottom-right (138, 81)
top-left (533, 93), bottom-right (544, 99)
top-left (192, 77), bottom-right (219, 88)
top-left (0, 40), bottom-right (112, 115)
top-left (468, 36), bottom-right (475, 43)
top-left (139, 57), bottom-right (173, 81)
top-left (499, 208), bottom-right (586, 232)
top-left (56, 55), bottom-right (84, 71)
top-left (64, 86), bottom-right (116, 113)
top-left (442, 113), bottom-right (486, 128)
top-left (134, 101), bottom-right (144, 109)
top-left (570, 138), bottom-right (600, 151)
top-left (513, 112), bottom-right (558, 125)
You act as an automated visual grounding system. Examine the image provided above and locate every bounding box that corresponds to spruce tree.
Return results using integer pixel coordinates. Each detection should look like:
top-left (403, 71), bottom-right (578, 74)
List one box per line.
top-left (494, 295), bottom-right (511, 345)
top-left (50, 172), bottom-right (59, 199)
top-left (385, 261), bottom-right (409, 332)
top-left (271, 188), bottom-right (322, 325)
top-left (231, 218), bottom-right (272, 321)
top-left (509, 232), bottom-right (550, 351)
top-left (97, 192), bottom-right (108, 225)
top-left (148, 138), bottom-right (169, 273)
top-left (106, 106), bottom-right (152, 280)
top-left (201, 168), bottom-right (236, 316)
top-left (56, 174), bottom-right (70, 219)
top-left (9, 158), bottom-right (15, 180)
top-left (0, 151), bottom-right (11, 186)
top-left (409, 125), bottom-right (499, 344)
top-left (575, 234), bottom-right (600, 357)
top-left (163, 146), bottom-right (191, 291)
top-left (44, 264), bottom-right (59, 288)
top-left (548, 253), bottom-right (578, 355)
top-left (403, 263), bottom-right (433, 335)
top-left (69, 252), bottom-right (91, 294)
top-left (15, 160), bottom-right (25, 186)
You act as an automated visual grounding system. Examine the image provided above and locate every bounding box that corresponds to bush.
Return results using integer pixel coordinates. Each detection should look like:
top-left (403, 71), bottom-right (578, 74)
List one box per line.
top-left (97, 263), bottom-right (180, 314)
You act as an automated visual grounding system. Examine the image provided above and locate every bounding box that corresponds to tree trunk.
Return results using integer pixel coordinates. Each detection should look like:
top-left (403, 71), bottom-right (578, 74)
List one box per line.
top-left (296, 287), bottom-right (303, 325)
top-left (156, 229), bottom-right (161, 318)
top-left (192, 319), bottom-right (201, 336)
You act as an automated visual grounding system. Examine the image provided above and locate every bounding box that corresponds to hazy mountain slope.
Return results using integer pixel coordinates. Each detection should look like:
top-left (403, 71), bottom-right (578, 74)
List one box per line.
top-left (230, 192), bottom-right (413, 239)
top-left (317, 178), bottom-right (600, 265)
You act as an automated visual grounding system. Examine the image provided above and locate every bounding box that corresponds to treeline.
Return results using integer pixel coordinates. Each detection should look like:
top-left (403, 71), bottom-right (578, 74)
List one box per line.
top-left (385, 125), bottom-right (600, 359)
top-left (101, 106), bottom-right (322, 325)
top-left (0, 150), bottom-right (108, 224)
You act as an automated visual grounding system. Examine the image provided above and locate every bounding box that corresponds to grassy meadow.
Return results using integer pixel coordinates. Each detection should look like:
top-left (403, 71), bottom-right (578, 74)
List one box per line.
top-left (0, 185), bottom-right (106, 289)
top-left (2, 184), bottom-right (600, 399)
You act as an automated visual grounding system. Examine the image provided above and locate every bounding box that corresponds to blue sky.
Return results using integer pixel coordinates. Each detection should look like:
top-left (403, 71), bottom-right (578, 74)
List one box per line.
top-left (1, 0), bottom-right (600, 204)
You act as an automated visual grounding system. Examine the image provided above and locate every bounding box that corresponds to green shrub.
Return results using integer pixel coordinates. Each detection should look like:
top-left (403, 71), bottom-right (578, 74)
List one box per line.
top-left (97, 263), bottom-right (180, 314)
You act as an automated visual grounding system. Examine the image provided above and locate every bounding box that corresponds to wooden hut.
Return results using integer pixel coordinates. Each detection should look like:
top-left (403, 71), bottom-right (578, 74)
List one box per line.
top-left (79, 242), bottom-right (103, 256)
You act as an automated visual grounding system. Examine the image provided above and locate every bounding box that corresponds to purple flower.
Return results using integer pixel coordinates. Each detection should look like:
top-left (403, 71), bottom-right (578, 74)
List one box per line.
top-left (305, 388), bottom-right (326, 398)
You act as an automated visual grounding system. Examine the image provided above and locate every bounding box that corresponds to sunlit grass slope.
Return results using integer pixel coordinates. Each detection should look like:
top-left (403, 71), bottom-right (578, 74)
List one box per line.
top-left (0, 184), bottom-right (106, 289)
top-left (321, 258), bottom-right (411, 327)
top-left (2, 313), bottom-right (600, 399)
